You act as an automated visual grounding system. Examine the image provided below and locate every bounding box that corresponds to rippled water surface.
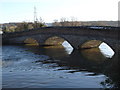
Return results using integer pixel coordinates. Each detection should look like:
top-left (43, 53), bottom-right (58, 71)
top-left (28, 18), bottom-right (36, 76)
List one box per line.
top-left (2, 45), bottom-right (120, 88)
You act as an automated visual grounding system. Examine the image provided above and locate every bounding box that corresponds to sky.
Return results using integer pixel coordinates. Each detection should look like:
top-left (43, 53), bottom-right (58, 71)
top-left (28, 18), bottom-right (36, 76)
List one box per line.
top-left (0, 0), bottom-right (119, 23)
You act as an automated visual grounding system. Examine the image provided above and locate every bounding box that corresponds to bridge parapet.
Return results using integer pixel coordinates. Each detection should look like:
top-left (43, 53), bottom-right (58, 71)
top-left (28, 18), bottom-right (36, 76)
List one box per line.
top-left (3, 26), bottom-right (120, 39)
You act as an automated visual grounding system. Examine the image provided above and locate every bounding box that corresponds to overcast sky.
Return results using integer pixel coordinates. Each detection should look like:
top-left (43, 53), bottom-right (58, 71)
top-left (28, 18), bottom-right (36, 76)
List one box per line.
top-left (0, 0), bottom-right (119, 23)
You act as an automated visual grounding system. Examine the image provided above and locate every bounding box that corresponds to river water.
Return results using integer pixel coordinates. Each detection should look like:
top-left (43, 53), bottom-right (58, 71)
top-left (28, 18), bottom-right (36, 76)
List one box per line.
top-left (2, 44), bottom-right (120, 88)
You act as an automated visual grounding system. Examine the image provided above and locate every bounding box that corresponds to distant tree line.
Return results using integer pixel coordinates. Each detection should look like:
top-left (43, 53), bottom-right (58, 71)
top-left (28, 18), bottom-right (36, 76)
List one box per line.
top-left (2, 17), bottom-right (118, 33)
top-left (52, 17), bottom-right (117, 27)
top-left (2, 18), bottom-right (46, 33)
top-left (52, 17), bottom-right (81, 26)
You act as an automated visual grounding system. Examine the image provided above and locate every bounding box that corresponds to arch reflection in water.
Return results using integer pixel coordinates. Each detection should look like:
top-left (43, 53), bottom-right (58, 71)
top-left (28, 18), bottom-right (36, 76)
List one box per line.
top-left (44, 45), bottom-right (69, 59)
top-left (81, 48), bottom-right (108, 63)
top-left (44, 42), bottom-right (74, 59)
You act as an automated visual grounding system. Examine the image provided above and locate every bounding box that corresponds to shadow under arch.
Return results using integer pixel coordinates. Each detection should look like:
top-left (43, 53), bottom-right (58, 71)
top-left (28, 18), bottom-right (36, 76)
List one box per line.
top-left (23, 37), bottom-right (39, 46)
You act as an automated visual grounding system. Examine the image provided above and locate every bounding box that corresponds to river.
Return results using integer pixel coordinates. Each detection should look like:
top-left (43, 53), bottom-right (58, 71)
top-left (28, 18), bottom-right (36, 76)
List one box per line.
top-left (2, 43), bottom-right (120, 88)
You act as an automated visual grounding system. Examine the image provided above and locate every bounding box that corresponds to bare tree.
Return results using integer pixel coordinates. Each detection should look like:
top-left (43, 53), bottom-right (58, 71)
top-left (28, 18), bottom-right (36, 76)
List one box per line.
top-left (52, 17), bottom-right (81, 26)
top-left (70, 16), bottom-right (81, 26)
top-left (60, 17), bottom-right (69, 26)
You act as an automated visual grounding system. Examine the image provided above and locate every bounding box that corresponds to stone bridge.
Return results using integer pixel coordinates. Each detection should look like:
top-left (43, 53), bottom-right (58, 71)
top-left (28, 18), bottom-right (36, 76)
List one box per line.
top-left (2, 26), bottom-right (120, 51)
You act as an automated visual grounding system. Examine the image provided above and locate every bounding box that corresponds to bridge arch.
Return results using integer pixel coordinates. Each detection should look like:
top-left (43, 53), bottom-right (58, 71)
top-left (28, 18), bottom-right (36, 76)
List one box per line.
top-left (79, 39), bottom-right (115, 50)
top-left (43, 36), bottom-right (74, 55)
top-left (43, 35), bottom-right (74, 48)
top-left (79, 39), bottom-right (115, 58)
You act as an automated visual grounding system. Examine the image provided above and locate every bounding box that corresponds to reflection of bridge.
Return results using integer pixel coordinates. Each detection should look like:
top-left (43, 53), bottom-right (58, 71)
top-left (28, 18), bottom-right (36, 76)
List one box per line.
top-left (21, 45), bottom-right (120, 88)
top-left (2, 26), bottom-right (120, 51)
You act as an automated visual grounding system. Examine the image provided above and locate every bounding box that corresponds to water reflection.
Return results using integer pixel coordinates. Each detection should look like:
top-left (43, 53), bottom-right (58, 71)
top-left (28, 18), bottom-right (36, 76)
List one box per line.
top-left (44, 45), bottom-right (70, 59)
top-left (2, 45), bottom-right (120, 88)
top-left (53, 48), bottom-right (119, 88)
top-left (35, 46), bottom-right (119, 88)
top-left (81, 48), bottom-right (108, 63)
top-left (24, 45), bottom-right (70, 59)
